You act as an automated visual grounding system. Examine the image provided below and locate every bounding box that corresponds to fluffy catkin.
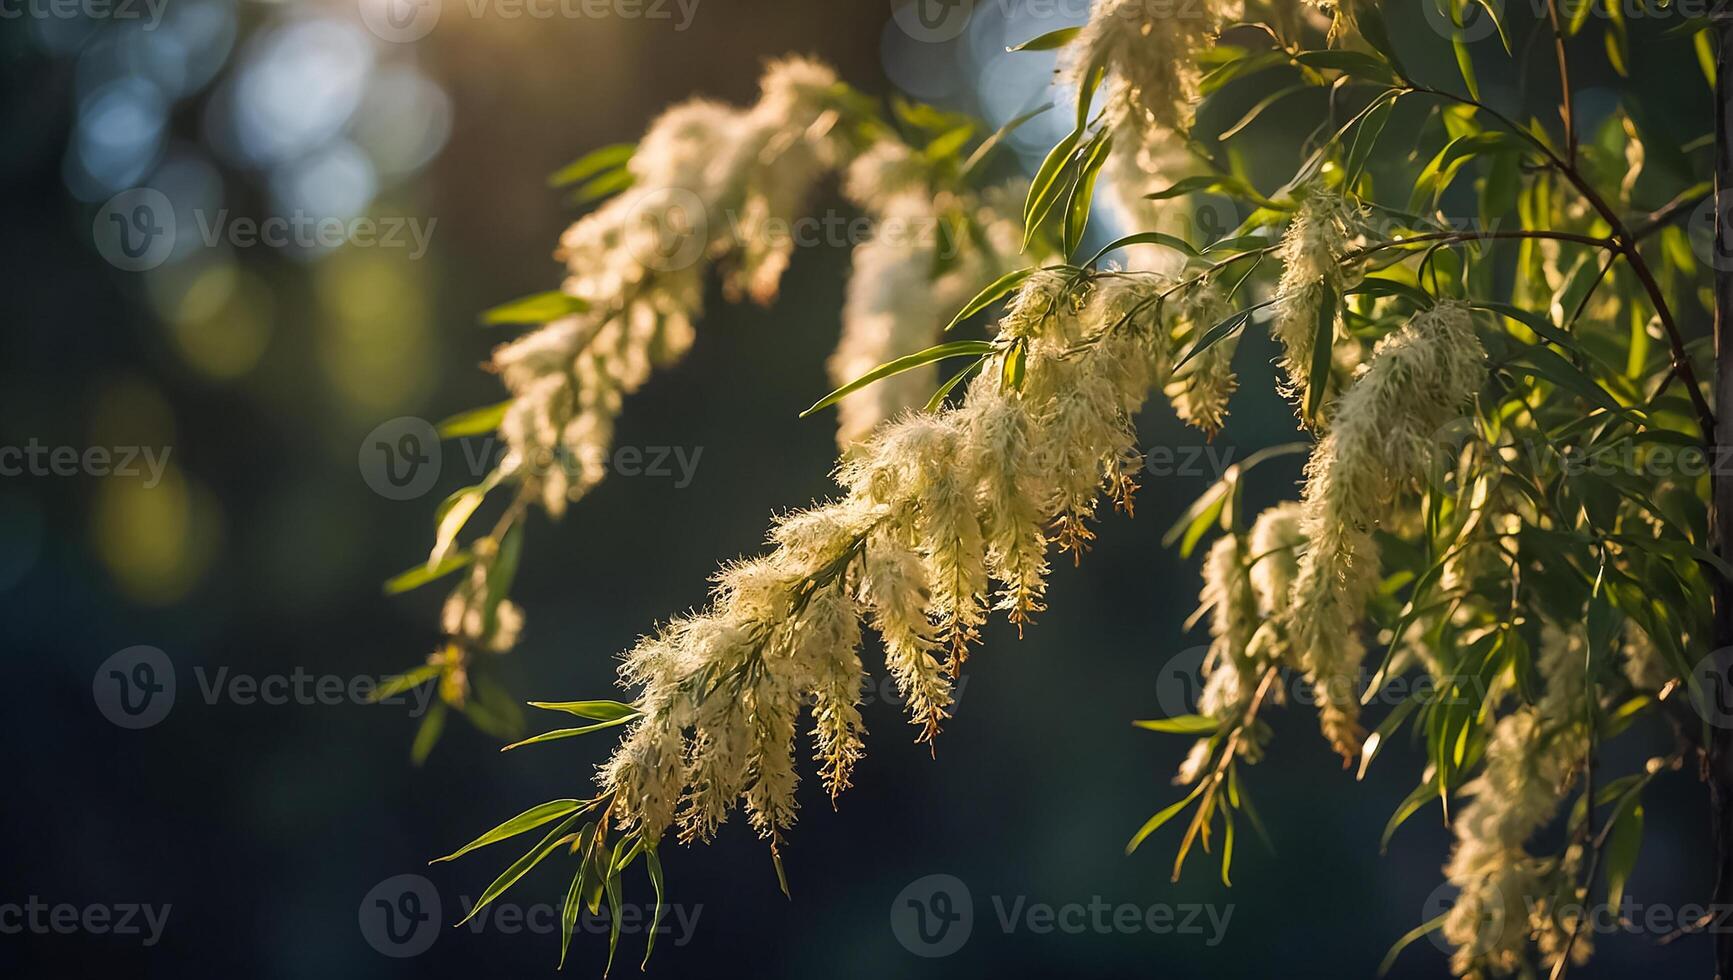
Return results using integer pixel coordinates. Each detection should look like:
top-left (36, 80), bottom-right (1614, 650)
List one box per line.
top-left (596, 268), bottom-right (1228, 845)
top-left (493, 59), bottom-right (845, 517)
top-left (1177, 532), bottom-right (1265, 784)
top-left (1287, 301), bottom-right (1487, 760)
top-left (1443, 624), bottom-right (1591, 978)
top-left (1064, 0), bottom-right (1227, 144)
top-left (1271, 189), bottom-right (1365, 422)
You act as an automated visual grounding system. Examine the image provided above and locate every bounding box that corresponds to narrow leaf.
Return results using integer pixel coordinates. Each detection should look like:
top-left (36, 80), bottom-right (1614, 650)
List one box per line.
top-left (801, 340), bottom-right (998, 418)
top-left (433, 799), bottom-right (591, 864)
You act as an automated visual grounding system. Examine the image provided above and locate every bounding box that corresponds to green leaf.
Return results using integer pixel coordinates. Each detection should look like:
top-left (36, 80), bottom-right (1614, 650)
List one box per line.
top-left (1073, 52), bottom-right (1106, 131)
top-left (1452, 27), bottom-right (1480, 102)
top-left (1062, 130), bottom-right (1113, 257)
top-left (1345, 277), bottom-right (1431, 308)
top-left (384, 551), bottom-right (473, 594)
top-left (946, 267), bottom-right (1037, 332)
top-left (1199, 49), bottom-right (1289, 95)
top-left (923, 124), bottom-right (976, 163)
top-left (548, 143), bottom-right (634, 188)
top-left (603, 840), bottom-right (628, 976)
top-left (1378, 914), bottom-right (1447, 976)
top-left (570, 168), bottom-right (635, 204)
top-left (1469, 0), bottom-right (1510, 52)
top-left (1504, 344), bottom-right (1627, 417)
top-left (1173, 304), bottom-right (1263, 371)
top-left (1008, 26), bottom-right (1081, 51)
top-left (480, 524), bottom-right (524, 640)
top-left (1381, 778), bottom-right (1438, 852)
top-left (1086, 231), bottom-right (1199, 268)
top-left (558, 838), bottom-right (591, 969)
top-left (437, 401), bottom-right (511, 438)
top-left (1303, 278), bottom-right (1337, 425)
top-left (1470, 301), bottom-right (1580, 355)
top-left (1218, 83), bottom-right (1312, 141)
top-left (434, 799), bottom-right (592, 864)
top-left (480, 290), bottom-right (591, 325)
top-left (1001, 339), bottom-right (1027, 391)
top-left (1344, 92), bottom-right (1399, 187)
top-left (641, 845), bottom-right (666, 969)
top-left (925, 354), bottom-right (990, 412)
top-left (1024, 130), bottom-right (1084, 250)
top-left (801, 340), bottom-right (999, 418)
top-left (371, 664), bottom-right (441, 703)
top-left (411, 700), bottom-right (446, 766)
top-left (1145, 174), bottom-right (1231, 201)
top-left (457, 811), bottom-right (586, 926)
top-left (500, 715), bottom-right (639, 752)
top-left (1132, 714), bottom-right (1219, 735)
top-left (1164, 479), bottom-right (1228, 556)
top-left (959, 103), bottom-right (1052, 181)
top-left (528, 699), bottom-right (641, 721)
top-left (1126, 781), bottom-right (1207, 855)
top-left (1292, 49), bottom-right (1399, 84)
top-left (430, 477), bottom-right (496, 568)
top-left (1604, 802), bottom-right (1645, 908)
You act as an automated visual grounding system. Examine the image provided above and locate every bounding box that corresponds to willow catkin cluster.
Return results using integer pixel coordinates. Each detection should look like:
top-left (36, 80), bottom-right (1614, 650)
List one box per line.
top-left (1174, 502), bottom-right (1304, 783)
top-left (491, 59), bottom-right (845, 517)
top-left (1443, 624), bottom-right (1591, 978)
top-left (1271, 188), bottom-right (1367, 421)
top-left (827, 143), bottom-right (1025, 447)
top-left (1287, 301), bottom-right (1487, 760)
top-left (1164, 281), bottom-right (1238, 436)
top-left (598, 270), bottom-right (1231, 847)
top-left (1066, 0), bottom-right (1230, 264)
top-left (1064, 0), bottom-right (1228, 145)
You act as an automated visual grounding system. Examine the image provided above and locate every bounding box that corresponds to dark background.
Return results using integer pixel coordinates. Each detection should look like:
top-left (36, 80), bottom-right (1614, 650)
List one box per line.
top-left (0, 1), bottom-right (1715, 977)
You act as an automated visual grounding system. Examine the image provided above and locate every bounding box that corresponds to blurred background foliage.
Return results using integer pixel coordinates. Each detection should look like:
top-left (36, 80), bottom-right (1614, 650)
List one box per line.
top-left (0, 0), bottom-right (1716, 976)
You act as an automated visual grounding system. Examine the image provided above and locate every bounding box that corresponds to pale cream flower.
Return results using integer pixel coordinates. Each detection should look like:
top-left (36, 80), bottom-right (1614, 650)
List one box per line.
top-left (1287, 301), bottom-right (1487, 759)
